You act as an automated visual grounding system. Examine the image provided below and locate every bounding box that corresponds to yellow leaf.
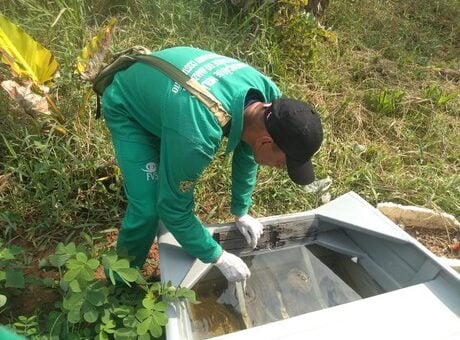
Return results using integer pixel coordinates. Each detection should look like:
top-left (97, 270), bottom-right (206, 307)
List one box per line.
top-left (0, 13), bottom-right (59, 85)
top-left (76, 17), bottom-right (117, 81)
top-left (1, 80), bottom-right (50, 117)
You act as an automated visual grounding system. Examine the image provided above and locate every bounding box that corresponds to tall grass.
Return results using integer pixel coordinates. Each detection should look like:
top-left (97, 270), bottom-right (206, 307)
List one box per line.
top-left (0, 0), bottom-right (459, 250)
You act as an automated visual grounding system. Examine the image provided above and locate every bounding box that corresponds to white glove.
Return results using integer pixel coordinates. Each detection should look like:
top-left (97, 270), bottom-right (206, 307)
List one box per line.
top-left (215, 251), bottom-right (250, 282)
top-left (235, 214), bottom-right (263, 248)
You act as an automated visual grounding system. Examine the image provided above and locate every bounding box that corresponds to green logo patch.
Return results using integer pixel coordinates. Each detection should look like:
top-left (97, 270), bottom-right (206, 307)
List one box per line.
top-left (179, 180), bottom-right (195, 192)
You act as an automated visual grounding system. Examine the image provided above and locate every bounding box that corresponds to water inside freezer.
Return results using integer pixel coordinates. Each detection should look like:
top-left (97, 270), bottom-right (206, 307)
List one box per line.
top-left (188, 246), bottom-right (368, 339)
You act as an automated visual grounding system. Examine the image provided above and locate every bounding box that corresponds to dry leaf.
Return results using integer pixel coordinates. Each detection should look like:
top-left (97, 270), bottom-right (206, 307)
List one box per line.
top-left (1, 80), bottom-right (50, 117)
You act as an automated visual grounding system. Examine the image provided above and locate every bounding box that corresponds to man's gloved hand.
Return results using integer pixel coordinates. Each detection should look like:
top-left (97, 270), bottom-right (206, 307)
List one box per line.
top-left (235, 214), bottom-right (263, 248)
top-left (214, 250), bottom-right (250, 282)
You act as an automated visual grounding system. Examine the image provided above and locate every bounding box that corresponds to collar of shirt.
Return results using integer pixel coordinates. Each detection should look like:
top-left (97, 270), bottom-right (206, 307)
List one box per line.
top-left (225, 90), bottom-right (246, 154)
top-left (225, 90), bottom-right (263, 154)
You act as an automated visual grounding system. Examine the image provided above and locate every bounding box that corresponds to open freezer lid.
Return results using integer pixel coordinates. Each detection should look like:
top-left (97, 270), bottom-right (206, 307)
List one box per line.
top-left (313, 191), bottom-right (410, 242)
top-left (158, 191), bottom-right (460, 340)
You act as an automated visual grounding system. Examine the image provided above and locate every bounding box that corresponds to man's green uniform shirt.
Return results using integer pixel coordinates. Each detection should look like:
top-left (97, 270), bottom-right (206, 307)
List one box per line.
top-left (102, 47), bottom-right (281, 264)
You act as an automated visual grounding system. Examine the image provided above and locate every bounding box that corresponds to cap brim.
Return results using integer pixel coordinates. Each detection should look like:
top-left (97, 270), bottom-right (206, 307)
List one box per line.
top-left (287, 158), bottom-right (315, 185)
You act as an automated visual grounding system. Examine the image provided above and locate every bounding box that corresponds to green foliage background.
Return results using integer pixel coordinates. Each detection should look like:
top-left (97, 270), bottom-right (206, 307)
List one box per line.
top-left (0, 0), bottom-right (459, 268)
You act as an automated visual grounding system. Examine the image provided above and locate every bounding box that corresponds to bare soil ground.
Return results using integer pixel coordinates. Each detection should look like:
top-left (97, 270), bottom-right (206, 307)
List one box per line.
top-left (403, 226), bottom-right (460, 259)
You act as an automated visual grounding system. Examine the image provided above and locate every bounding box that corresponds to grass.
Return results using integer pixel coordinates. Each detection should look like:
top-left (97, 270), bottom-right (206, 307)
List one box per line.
top-left (0, 0), bottom-right (459, 249)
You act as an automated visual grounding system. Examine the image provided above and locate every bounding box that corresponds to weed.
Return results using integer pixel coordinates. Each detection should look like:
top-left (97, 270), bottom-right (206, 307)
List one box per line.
top-left (13, 315), bottom-right (39, 338)
top-left (422, 84), bottom-right (458, 108)
top-left (3, 241), bottom-right (197, 338)
top-left (0, 241), bottom-right (25, 312)
top-left (364, 88), bottom-right (405, 115)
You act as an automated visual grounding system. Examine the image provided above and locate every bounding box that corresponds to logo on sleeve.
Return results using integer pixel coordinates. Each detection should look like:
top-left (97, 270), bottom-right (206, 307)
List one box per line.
top-left (179, 180), bottom-right (195, 192)
top-left (142, 162), bottom-right (158, 181)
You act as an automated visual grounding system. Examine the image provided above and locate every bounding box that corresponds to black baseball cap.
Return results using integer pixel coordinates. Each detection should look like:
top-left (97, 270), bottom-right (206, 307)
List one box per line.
top-left (264, 98), bottom-right (323, 185)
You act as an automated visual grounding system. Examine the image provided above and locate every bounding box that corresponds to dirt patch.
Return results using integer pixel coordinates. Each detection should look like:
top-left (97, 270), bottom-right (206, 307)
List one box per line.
top-left (1, 229), bottom-right (161, 323)
top-left (95, 230), bottom-right (160, 280)
top-left (403, 226), bottom-right (460, 259)
top-left (0, 236), bottom-right (61, 323)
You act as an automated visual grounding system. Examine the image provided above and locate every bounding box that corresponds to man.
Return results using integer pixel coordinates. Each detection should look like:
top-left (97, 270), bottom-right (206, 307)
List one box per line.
top-left (102, 46), bottom-right (323, 283)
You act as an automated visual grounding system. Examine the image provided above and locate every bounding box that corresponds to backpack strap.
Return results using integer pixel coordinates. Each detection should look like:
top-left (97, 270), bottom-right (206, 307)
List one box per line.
top-left (131, 54), bottom-right (231, 128)
top-left (94, 52), bottom-right (231, 128)
top-left (93, 54), bottom-right (140, 119)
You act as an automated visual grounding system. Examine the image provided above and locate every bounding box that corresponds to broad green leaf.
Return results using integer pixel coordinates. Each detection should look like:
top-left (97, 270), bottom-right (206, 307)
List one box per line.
top-left (108, 269), bottom-right (116, 286)
top-left (100, 309), bottom-right (111, 324)
top-left (86, 287), bottom-right (108, 306)
top-left (0, 13), bottom-right (59, 85)
top-left (136, 316), bottom-right (151, 336)
top-left (0, 294), bottom-right (6, 307)
top-left (26, 329), bottom-right (37, 336)
top-left (152, 311), bottom-right (168, 326)
top-left (116, 267), bottom-right (139, 282)
top-left (80, 266), bottom-right (95, 281)
top-left (138, 334), bottom-right (150, 340)
top-left (122, 315), bottom-right (138, 328)
top-left (142, 296), bottom-right (155, 310)
top-left (87, 258), bottom-right (100, 270)
top-left (112, 305), bottom-right (132, 318)
top-left (69, 279), bottom-right (81, 293)
top-left (59, 278), bottom-right (69, 292)
top-left (149, 317), bottom-right (162, 338)
top-left (114, 327), bottom-right (137, 340)
top-left (66, 258), bottom-right (83, 270)
top-left (135, 273), bottom-right (148, 286)
top-left (135, 308), bottom-right (152, 322)
top-left (76, 17), bottom-right (117, 80)
top-left (177, 288), bottom-right (197, 303)
top-left (96, 332), bottom-right (109, 340)
top-left (63, 268), bottom-right (80, 282)
top-left (83, 308), bottom-right (99, 323)
top-left (63, 292), bottom-right (84, 311)
top-left (102, 254), bottom-right (117, 268)
top-left (49, 252), bottom-right (71, 268)
top-left (67, 309), bottom-right (81, 324)
top-left (63, 243), bottom-right (77, 254)
top-left (80, 231), bottom-right (93, 246)
top-left (154, 301), bottom-right (167, 312)
top-left (149, 282), bottom-right (161, 293)
top-left (76, 252), bottom-right (88, 263)
top-left (5, 269), bottom-right (24, 288)
top-left (111, 258), bottom-right (130, 270)
top-left (0, 247), bottom-right (15, 260)
top-left (55, 242), bottom-right (77, 257)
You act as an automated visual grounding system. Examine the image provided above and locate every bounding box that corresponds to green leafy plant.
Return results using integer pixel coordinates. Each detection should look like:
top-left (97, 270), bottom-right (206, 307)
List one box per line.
top-left (0, 13), bottom-right (117, 130)
top-left (422, 84), bottom-right (457, 107)
top-left (274, 1), bottom-right (337, 68)
top-left (44, 241), bottom-right (198, 339)
top-left (0, 240), bottom-right (25, 311)
top-left (364, 88), bottom-right (405, 115)
top-left (13, 315), bottom-right (39, 338)
top-left (0, 12), bottom-right (63, 125)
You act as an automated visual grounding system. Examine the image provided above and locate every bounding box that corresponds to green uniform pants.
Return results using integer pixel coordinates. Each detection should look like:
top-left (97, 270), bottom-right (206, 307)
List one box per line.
top-left (105, 109), bottom-right (161, 270)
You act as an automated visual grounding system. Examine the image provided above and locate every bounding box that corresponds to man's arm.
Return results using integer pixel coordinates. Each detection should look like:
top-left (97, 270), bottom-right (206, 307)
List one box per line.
top-left (157, 128), bottom-right (222, 263)
top-left (230, 141), bottom-right (258, 216)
